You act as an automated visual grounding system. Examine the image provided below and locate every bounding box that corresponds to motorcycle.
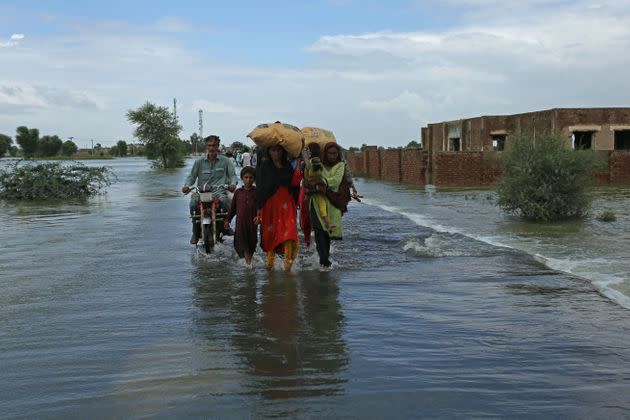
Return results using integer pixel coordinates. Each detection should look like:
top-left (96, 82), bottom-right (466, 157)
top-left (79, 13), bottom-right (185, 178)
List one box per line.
top-left (188, 186), bottom-right (230, 253)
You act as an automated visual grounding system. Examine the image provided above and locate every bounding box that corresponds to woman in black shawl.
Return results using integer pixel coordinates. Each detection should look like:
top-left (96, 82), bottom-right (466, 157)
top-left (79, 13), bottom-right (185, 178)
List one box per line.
top-left (255, 145), bottom-right (302, 271)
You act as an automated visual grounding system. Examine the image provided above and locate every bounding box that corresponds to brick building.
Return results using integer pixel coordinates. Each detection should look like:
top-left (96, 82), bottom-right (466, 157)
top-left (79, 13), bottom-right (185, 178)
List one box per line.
top-left (421, 107), bottom-right (630, 184)
top-left (346, 107), bottom-right (630, 187)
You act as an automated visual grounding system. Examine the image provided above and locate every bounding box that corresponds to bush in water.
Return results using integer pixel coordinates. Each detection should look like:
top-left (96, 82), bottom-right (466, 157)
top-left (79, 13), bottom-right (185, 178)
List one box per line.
top-left (496, 131), bottom-right (604, 221)
top-left (0, 161), bottom-right (113, 200)
top-left (597, 211), bottom-right (616, 222)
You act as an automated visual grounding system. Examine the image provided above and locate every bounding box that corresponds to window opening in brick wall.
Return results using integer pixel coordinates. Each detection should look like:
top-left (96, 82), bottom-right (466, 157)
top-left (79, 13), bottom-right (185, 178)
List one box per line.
top-left (449, 137), bottom-right (461, 151)
top-left (491, 134), bottom-right (506, 151)
top-left (572, 131), bottom-right (593, 149)
top-left (614, 130), bottom-right (630, 150)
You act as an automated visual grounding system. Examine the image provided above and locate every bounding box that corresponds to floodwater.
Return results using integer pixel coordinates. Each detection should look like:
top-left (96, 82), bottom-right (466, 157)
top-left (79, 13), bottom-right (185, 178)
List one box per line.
top-left (1, 157), bottom-right (629, 418)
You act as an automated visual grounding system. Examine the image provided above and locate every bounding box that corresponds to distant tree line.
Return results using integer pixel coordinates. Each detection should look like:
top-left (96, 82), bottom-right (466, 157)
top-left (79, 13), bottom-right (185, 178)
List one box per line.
top-left (0, 126), bottom-right (78, 158)
top-left (0, 126), bottom-right (145, 159)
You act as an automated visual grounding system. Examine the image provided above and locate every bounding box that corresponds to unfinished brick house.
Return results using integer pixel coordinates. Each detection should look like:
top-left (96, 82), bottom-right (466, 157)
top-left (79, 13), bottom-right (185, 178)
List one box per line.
top-left (420, 107), bottom-right (630, 185)
top-left (346, 107), bottom-right (630, 186)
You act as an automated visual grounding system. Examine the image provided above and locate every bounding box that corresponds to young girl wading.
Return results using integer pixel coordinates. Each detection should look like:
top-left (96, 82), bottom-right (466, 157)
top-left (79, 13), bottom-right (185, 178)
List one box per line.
top-left (224, 166), bottom-right (258, 268)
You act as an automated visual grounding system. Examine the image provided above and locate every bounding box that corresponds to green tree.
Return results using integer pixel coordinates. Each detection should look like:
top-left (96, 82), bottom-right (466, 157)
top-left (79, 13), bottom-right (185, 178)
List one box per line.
top-left (15, 126), bottom-right (39, 159)
top-left (61, 140), bottom-right (78, 157)
top-left (126, 101), bottom-right (184, 168)
top-left (0, 134), bottom-right (12, 157)
top-left (115, 140), bottom-right (128, 157)
top-left (38, 135), bottom-right (63, 157)
top-left (407, 140), bottom-right (421, 148)
top-left (496, 131), bottom-right (604, 221)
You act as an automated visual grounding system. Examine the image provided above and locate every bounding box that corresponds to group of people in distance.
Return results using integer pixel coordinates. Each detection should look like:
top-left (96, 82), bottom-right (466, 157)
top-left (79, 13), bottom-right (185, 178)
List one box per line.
top-left (182, 134), bottom-right (361, 271)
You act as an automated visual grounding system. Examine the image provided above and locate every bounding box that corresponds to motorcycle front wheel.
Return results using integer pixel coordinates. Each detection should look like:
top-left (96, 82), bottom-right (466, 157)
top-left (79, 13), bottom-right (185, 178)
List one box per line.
top-left (203, 224), bottom-right (214, 253)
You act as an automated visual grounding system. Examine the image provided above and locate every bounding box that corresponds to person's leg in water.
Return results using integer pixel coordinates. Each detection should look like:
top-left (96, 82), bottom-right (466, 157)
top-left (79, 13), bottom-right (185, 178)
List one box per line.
top-left (218, 194), bottom-right (234, 236)
top-left (283, 240), bottom-right (298, 272)
top-left (310, 205), bottom-right (331, 267)
top-left (244, 250), bottom-right (253, 268)
top-left (189, 194), bottom-right (201, 244)
top-left (266, 250), bottom-right (275, 269)
top-left (314, 194), bottom-right (334, 232)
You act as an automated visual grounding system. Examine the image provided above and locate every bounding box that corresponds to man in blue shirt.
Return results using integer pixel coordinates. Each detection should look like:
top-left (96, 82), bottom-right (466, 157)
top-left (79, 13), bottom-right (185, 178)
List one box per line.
top-left (182, 135), bottom-right (238, 244)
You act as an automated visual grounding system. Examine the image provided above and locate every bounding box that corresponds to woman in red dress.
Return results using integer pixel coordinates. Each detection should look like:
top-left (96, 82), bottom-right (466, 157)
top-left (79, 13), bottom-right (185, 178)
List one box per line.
top-left (255, 145), bottom-right (302, 271)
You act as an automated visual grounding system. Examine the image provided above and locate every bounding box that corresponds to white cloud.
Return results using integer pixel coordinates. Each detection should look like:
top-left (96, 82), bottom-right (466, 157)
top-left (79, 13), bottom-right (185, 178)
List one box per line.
top-left (360, 91), bottom-right (431, 119)
top-left (152, 16), bottom-right (197, 33)
top-left (191, 99), bottom-right (243, 114)
top-left (0, 81), bottom-right (104, 113)
top-left (1, 33), bottom-right (25, 47)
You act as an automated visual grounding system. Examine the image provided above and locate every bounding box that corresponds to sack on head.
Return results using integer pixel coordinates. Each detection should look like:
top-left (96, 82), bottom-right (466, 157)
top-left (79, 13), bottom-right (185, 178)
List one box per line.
top-left (247, 122), bottom-right (304, 158)
top-left (301, 126), bottom-right (336, 149)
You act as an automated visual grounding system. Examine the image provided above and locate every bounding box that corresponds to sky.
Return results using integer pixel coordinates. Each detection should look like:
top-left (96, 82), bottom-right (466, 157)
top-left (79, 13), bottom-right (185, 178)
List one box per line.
top-left (2, 0), bottom-right (630, 149)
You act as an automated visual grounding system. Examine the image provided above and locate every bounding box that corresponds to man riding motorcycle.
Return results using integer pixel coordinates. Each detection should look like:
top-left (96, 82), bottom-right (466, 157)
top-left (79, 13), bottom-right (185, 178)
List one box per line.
top-left (182, 135), bottom-right (238, 245)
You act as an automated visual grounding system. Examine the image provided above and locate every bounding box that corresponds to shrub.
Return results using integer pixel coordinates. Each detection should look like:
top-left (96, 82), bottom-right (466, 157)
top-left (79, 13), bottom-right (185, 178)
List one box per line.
top-left (0, 161), bottom-right (113, 200)
top-left (496, 131), bottom-right (603, 221)
top-left (597, 211), bottom-right (616, 222)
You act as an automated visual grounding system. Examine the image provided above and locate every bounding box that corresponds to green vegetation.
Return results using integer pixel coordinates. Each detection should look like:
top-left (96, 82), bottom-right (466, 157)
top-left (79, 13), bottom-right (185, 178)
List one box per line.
top-left (407, 140), bottom-right (421, 148)
top-left (0, 161), bottom-right (113, 200)
top-left (38, 135), bottom-right (63, 157)
top-left (15, 126), bottom-right (39, 159)
top-left (183, 133), bottom-right (204, 155)
top-left (61, 140), bottom-right (78, 157)
top-left (127, 101), bottom-right (185, 168)
top-left (496, 131), bottom-right (604, 221)
top-left (109, 140), bottom-right (128, 157)
top-left (597, 211), bottom-right (617, 222)
top-left (0, 134), bottom-right (12, 157)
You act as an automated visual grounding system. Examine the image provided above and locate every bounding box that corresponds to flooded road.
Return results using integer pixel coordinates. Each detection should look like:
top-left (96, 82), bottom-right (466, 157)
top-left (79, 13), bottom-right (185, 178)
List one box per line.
top-left (1, 157), bottom-right (629, 418)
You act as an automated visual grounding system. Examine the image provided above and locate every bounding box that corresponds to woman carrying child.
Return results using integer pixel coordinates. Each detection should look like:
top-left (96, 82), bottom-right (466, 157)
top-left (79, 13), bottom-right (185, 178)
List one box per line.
top-left (224, 166), bottom-right (258, 268)
top-left (309, 142), bottom-right (349, 268)
top-left (303, 143), bottom-right (334, 232)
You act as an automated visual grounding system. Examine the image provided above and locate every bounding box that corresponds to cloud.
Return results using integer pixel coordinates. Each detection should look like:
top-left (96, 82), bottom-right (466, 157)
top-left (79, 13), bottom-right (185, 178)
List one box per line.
top-left (360, 90), bottom-right (431, 119)
top-left (152, 16), bottom-right (197, 33)
top-left (0, 33), bottom-right (25, 47)
top-left (191, 99), bottom-right (243, 114)
top-left (0, 81), bottom-right (103, 113)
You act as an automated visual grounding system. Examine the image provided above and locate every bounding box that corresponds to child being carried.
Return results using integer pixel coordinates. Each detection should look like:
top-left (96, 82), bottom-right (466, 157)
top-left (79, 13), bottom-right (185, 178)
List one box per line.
top-left (303, 143), bottom-right (334, 232)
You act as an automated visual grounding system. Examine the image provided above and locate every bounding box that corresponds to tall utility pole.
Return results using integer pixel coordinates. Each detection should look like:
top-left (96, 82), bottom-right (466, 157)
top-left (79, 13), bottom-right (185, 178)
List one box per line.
top-left (91, 138), bottom-right (94, 156)
top-left (198, 109), bottom-right (203, 155)
top-left (173, 98), bottom-right (177, 122)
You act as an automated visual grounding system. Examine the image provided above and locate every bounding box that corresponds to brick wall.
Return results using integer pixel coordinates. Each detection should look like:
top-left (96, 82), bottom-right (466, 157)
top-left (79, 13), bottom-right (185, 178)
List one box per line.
top-left (365, 146), bottom-right (381, 179)
top-left (380, 149), bottom-right (402, 182)
top-left (345, 145), bottom-right (628, 187)
top-left (401, 148), bottom-right (427, 184)
top-left (346, 152), bottom-right (365, 176)
top-left (609, 150), bottom-right (630, 183)
top-left (434, 152), bottom-right (482, 186)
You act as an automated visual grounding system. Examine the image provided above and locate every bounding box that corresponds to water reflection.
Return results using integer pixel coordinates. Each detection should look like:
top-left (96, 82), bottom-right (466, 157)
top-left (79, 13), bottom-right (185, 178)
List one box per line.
top-left (192, 268), bottom-right (348, 400)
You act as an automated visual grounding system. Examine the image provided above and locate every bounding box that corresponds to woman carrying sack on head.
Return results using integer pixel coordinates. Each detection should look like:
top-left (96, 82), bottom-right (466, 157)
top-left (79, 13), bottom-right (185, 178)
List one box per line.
top-left (255, 145), bottom-right (302, 271)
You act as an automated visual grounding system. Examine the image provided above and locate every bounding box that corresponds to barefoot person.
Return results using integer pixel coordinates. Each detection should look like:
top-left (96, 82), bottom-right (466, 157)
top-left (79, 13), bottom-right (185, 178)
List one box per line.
top-left (225, 166), bottom-right (258, 268)
top-left (309, 142), bottom-right (350, 268)
top-left (255, 145), bottom-right (302, 271)
top-left (303, 143), bottom-right (334, 232)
